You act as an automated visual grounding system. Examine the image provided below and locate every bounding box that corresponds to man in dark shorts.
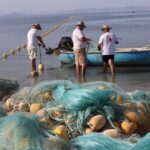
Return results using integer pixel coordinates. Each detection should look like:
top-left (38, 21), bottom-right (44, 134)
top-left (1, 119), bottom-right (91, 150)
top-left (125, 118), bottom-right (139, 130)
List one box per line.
top-left (98, 25), bottom-right (119, 76)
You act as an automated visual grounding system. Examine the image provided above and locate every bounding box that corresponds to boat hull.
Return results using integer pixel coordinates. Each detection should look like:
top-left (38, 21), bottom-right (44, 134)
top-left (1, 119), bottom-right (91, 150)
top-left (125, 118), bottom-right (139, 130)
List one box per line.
top-left (59, 51), bottom-right (150, 66)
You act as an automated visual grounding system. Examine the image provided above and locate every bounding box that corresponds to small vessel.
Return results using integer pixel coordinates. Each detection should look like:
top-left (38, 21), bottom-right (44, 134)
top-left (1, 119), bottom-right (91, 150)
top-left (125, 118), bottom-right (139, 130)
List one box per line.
top-left (59, 47), bottom-right (150, 66)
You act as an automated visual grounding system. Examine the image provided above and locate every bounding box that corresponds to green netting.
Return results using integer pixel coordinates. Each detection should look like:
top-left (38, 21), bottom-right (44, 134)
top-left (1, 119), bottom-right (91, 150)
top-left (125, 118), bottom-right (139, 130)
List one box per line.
top-left (26, 80), bottom-right (79, 104)
top-left (0, 79), bottom-right (150, 150)
top-left (131, 133), bottom-right (150, 150)
top-left (0, 113), bottom-right (64, 150)
top-left (0, 107), bottom-right (7, 118)
top-left (0, 78), bottom-right (19, 100)
top-left (66, 133), bottom-right (133, 150)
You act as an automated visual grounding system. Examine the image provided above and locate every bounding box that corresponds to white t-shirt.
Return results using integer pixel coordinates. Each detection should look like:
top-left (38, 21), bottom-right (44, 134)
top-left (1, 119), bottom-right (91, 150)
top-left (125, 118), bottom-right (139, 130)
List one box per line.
top-left (98, 32), bottom-right (118, 55)
top-left (72, 28), bottom-right (87, 50)
top-left (27, 28), bottom-right (40, 49)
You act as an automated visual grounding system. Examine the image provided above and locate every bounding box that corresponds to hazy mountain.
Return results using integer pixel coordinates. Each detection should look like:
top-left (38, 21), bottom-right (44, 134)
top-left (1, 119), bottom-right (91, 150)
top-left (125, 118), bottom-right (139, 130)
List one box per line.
top-left (0, 6), bottom-right (150, 17)
top-left (70, 5), bottom-right (150, 14)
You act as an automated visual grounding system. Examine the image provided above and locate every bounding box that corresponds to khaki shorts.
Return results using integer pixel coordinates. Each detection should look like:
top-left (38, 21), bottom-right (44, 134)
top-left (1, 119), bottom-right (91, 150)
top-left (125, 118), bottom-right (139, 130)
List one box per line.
top-left (74, 49), bottom-right (87, 65)
top-left (27, 47), bottom-right (37, 60)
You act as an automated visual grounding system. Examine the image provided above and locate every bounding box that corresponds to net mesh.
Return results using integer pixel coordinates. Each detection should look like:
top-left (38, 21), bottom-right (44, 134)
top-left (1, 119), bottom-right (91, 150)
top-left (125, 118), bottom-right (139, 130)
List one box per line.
top-left (0, 79), bottom-right (150, 150)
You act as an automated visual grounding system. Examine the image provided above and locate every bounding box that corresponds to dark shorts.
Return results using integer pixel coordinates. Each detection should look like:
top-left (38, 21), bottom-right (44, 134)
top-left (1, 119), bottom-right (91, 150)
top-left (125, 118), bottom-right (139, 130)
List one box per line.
top-left (102, 55), bottom-right (114, 63)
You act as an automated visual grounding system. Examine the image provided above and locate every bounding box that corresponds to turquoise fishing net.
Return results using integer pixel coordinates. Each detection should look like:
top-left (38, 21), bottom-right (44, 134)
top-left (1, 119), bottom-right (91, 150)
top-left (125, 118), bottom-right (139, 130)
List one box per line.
top-left (26, 80), bottom-right (79, 104)
top-left (0, 78), bottom-right (19, 100)
top-left (66, 133), bottom-right (132, 150)
top-left (1, 79), bottom-right (150, 150)
top-left (0, 113), bottom-right (63, 150)
top-left (131, 133), bottom-right (150, 150)
top-left (0, 107), bottom-right (7, 118)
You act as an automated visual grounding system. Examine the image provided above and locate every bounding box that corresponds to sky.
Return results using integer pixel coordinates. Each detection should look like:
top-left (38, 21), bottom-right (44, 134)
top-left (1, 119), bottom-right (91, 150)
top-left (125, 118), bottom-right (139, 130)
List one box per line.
top-left (0, 0), bottom-right (150, 14)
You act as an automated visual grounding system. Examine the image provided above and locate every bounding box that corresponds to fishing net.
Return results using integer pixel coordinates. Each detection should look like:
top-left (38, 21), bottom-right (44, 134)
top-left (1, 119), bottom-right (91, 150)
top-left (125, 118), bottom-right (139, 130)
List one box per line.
top-left (1, 79), bottom-right (150, 150)
top-left (26, 80), bottom-right (79, 104)
top-left (66, 133), bottom-right (133, 150)
top-left (0, 107), bottom-right (7, 118)
top-left (0, 78), bottom-right (19, 100)
top-left (131, 133), bottom-right (150, 150)
top-left (0, 113), bottom-right (64, 150)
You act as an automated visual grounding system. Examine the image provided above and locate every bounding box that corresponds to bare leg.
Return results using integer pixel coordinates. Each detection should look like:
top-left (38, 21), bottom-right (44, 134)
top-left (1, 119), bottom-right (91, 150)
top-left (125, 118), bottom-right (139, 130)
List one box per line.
top-left (103, 62), bottom-right (108, 74)
top-left (76, 75), bottom-right (81, 83)
top-left (108, 59), bottom-right (115, 76)
top-left (110, 75), bottom-right (116, 83)
top-left (75, 64), bottom-right (81, 77)
top-left (81, 76), bottom-right (87, 83)
top-left (81, 64), bottom-right (86, 77)
top-left (31, 59), bottom-right (36, 72)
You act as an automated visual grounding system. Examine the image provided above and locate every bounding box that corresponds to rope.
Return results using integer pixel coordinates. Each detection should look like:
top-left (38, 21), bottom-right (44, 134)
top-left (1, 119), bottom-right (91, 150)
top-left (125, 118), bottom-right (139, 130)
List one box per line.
top-left (0, 16), bottom-right (74, 62)
top-left (38, 46), bottom-right (42, 64)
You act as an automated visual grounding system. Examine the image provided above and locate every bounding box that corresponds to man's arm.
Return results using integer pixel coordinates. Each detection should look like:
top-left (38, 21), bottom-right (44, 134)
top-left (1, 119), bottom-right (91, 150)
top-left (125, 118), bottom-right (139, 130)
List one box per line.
top-left (114, 35), bottom-right (119, 44)
top-left (37, 36), bottom-right (46, 47)
top-left (80, 36), bottom-right (91, 42)
top-left (98, 35), bottom-right (103, 50)
top-left (78, 30), bottom-right (91, 43)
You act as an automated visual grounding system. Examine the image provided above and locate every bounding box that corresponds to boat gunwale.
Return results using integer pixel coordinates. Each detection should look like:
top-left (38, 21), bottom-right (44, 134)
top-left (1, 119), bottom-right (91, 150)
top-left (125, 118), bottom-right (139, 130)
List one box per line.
top-left (60, 49), bottom-right (150, 54)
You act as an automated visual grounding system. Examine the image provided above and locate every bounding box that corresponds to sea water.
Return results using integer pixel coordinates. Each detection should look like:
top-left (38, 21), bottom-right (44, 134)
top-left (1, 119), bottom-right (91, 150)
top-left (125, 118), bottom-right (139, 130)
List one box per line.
top-left (0, 11), bottom-right (150, 91)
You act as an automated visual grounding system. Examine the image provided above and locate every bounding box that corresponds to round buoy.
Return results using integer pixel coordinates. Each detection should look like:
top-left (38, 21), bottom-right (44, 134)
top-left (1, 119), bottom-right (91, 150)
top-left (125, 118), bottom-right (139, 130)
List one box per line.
top-left (97, 84), bottom-right (108, 90)
top-left (30, 103), bottom-right (42, 113)
top-left (85, 128), bottom-right (94, 134)
top-left (5, 98), bottom-right (14, 111)
top-left (38, 64), bottom-right (44, 71)
top-left (16, 47), bottom-right (21, 52)
top-left (1, 53), bottom-right (8, 60)
top-left (18, 101), bottom-right (30, 112)
top-left (54, 125), bottom-right (69, 140)
top-left (31, 71), bottom-right (39, 77)
top-left (87, 115), bottom-right (106, 131)
top-left (121, 120), bottom-right (137, 134)
top-left (117, 95), bottom-right (123, 104)
top-left (43, 92), bottom-right (52, 101)
top-left (22, 44), bottom-right (26, 49)
top-left (124, 102), bottom-right (132, 109)
top-left (37, 109), bottom-right (48, 118)
top-left (136, 102), bottom-right (145, 111)
top-left (10, 49), bottom-right (16, 55)
top-left (40, 118), bottom-right (53, 129)
top-left (124, 110), bottom-right (139, 123)
top-left (54, 50), bottom-right (61, 55)
top-left (103, 129), bottom-right (123, 138)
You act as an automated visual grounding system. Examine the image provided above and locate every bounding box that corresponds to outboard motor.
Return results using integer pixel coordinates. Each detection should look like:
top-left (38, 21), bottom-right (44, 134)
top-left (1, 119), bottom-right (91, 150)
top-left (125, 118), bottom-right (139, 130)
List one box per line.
top-left (58, 36), bottom-right (73, 51)
top-left (45, 36), bottom-right (74, 55)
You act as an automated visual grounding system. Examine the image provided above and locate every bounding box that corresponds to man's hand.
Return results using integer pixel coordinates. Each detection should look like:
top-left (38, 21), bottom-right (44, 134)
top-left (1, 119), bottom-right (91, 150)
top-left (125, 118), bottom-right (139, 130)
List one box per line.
top-left (42, 43), bottom-right (46, 48)
top-left (37, 36), bottom-right (46, 48)
top-left (115, 41), bottom-right (119, 44)
top-left (81, 36), bottom-right (91, 42)
top-left (97, 44), bottom-right (101, 51)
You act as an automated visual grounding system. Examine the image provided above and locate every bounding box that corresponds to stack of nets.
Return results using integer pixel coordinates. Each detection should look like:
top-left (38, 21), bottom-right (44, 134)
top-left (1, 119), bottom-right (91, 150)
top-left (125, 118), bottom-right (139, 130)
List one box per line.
top-left (0, 79), bottom-right (150, 150)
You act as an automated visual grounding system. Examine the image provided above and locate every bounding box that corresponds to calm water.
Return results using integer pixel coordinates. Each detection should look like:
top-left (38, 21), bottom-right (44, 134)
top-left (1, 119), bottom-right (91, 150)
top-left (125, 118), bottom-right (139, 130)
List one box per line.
top-left (0, 11), bottom-right (150, 91)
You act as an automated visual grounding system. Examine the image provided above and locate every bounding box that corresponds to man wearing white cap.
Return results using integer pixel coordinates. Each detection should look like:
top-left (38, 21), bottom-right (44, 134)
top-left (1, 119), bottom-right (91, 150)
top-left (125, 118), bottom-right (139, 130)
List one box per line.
top-left (27, 23), bottom-right (46, 76)
top-left (72, 21), bottom-right (91, 78)
top-left (98, 24), bottom-right (119, 76)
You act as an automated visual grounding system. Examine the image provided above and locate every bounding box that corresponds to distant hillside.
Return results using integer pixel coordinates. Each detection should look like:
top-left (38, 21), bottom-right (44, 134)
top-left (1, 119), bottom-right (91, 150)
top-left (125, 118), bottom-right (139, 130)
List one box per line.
top-left (1, 6), bottom-right (150, 17)
top-left (71, 6), bottom-right (150, 13)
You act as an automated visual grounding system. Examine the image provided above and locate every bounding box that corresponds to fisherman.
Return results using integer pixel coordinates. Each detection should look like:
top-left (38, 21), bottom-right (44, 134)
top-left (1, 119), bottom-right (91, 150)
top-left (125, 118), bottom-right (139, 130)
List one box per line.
top-left (27, 23), bottom-right (46, 76)
top-left (72, 21), bottom-right (91, 78)
top-left (98, 24), bottom-right (119, 76)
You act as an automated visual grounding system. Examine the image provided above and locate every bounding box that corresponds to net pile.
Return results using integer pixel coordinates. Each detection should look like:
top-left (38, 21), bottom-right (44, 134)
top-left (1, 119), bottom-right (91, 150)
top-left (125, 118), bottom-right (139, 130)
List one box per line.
top-left (0, 78), bottom-right (19, 100)
top-left (0, 79), bottom-right (150, 150)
